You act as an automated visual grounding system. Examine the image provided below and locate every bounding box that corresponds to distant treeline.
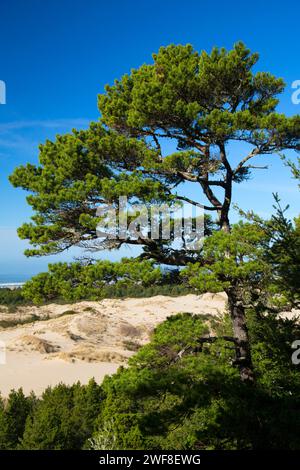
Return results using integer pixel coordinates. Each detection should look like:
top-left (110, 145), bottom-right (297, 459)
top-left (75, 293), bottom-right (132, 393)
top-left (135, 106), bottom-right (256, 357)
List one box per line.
top-left (0, 259), bottom-right (192, 307)
top-left (0, 283), bottom-right (191, 309)
top-left (0, 288), bottom-right (30, 307)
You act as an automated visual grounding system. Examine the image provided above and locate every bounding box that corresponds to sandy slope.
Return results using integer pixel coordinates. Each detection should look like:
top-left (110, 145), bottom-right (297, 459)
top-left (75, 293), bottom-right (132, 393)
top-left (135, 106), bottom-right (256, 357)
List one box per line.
top-left (0, 293), bottom-right (226, 396)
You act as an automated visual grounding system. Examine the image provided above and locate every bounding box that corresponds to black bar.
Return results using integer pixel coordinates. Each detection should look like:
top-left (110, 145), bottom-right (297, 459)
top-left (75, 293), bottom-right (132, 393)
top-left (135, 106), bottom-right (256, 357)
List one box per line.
top-left (0, 450), bottom-right (299, 468)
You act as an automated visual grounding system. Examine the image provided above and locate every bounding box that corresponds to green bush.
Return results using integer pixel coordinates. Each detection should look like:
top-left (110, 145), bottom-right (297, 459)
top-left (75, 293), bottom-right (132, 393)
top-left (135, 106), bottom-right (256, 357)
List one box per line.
top-left (0, 288), bottom-right (29, 308)
top-left (20, 379), bottom-right (103, 450)
top-left (93, 312), bottom-right (300, 450)
top-left (21, 259), bottom-right (191, 304)
top-left (0, 389), bottom-right (37, 449)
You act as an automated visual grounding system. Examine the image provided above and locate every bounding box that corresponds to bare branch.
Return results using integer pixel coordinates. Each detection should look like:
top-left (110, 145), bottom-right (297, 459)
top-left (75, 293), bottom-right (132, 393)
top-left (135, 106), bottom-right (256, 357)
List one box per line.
top-left (199, 179), bottom-right (223, 210)
top-left (219, 142), bottom-right (232, 174)
top-left (234, 147), bottom-right (261, 174)
top-left (174, 194), bottom-right (221, 211)
top-left (244, 164), bottom-right (268, 170)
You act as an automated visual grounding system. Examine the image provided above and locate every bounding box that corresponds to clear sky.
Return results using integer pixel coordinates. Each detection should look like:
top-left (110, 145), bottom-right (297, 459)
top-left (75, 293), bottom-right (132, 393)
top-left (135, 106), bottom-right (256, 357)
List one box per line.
top-left (0, 0), bottom-right (299, 279)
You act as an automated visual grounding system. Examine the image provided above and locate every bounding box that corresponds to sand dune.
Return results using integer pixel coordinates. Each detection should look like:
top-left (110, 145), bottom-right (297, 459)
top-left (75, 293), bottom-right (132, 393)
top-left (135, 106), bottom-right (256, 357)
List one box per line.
top-left (0, 293), bottom-right (227, 395)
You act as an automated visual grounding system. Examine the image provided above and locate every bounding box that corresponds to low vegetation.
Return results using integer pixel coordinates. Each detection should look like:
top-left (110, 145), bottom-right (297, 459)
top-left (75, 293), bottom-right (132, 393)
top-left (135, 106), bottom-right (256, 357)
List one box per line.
top-left (1, 312), bottom-right (300, 450)
top-left (0, 289), bottom-right (29, 309)
top-left (0, 280), bottom-right (191, 309)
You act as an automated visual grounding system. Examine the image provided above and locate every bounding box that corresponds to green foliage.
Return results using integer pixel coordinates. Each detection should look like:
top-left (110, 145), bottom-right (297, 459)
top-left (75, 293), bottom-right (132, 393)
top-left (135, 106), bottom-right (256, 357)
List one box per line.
top-left (263, 202), bottom-right (300, 304)
top-left (99, 43), bottom-right (286, 136)
top-left (93, 312), bottom-right (300, 450)
top-left (239, 195), bottom-right (300, 306)
top-left (0, 288), bottom-right (29, 307)
top-left (9, 43), bottom-right (300, 259)
top-left (248, 310), bottom-right (300, 395)
top-left (182, 205), bottom-right (300, 308)
top-left (94, 312), bottom-right (231, 450)
top-left (284, 155), bottom-right (300, 184)
top-left (20, 379), bottom-right (103, 450)
top-left (22, 258), bottom-right (163, 304)
top-left (1, 313), bottom-right (300, 450)
top-left (0, 389), bottom-right (37, 449)
top-left (9, 125), bottom-right (169, 257)
top-left (181, 221), bottom-right (269, 294)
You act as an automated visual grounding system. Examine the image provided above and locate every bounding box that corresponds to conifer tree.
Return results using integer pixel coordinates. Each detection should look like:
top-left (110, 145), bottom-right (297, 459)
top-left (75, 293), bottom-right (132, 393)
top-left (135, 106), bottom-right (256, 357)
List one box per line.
top-left (10, 43), bottom-right (300, 382)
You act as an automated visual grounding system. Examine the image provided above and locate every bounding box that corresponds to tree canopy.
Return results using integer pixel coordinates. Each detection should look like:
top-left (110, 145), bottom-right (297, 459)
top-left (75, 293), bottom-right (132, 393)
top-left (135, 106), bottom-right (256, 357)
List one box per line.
top-left (10, 42), bottom-right (300, 259)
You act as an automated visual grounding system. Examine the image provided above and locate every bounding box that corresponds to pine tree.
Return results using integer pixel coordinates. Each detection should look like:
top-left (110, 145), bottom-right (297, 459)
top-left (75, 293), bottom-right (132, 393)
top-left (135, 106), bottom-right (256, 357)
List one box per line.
top-left (0, 389), bottom-right (36, 449)
top-left (10, 43), bottom-right (300, 382)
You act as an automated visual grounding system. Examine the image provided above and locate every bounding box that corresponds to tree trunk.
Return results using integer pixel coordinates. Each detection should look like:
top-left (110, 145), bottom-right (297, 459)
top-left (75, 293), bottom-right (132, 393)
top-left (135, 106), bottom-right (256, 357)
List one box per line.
top-left (212, 146), bottom-right (254, 382)
top-left (227, 288), bottom-right (255, 383)
top-left (220, 215), bottom-right (254, 382)
top-left (220, 214), bottom-right (230, 233)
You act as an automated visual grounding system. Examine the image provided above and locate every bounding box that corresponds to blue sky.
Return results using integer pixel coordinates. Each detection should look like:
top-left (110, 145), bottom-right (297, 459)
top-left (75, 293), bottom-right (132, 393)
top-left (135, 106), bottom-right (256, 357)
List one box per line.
top-left (0, 0), bottom-right (299, 279)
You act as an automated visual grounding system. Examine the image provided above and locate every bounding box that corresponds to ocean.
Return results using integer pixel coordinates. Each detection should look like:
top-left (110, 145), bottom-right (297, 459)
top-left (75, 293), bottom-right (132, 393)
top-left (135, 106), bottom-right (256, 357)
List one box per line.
top-left (0, 274), bottom-right (29, 288)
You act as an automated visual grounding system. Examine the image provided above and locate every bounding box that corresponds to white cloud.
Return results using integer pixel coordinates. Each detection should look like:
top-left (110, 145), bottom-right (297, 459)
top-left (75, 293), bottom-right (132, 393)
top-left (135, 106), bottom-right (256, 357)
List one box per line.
top-left (0, 118), bottom-right (92, 154)
top-left (0, 118), bottom-right (91, 134)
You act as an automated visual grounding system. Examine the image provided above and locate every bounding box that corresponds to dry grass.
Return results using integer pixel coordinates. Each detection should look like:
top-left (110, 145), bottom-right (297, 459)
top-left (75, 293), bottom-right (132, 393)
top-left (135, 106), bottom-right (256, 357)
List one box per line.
top-left (56, 346), bottom-right (129, 364)
top-left (11, 335), bottom-right (60, 354)
top-left (118, 322), bottom-right (142, 338)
